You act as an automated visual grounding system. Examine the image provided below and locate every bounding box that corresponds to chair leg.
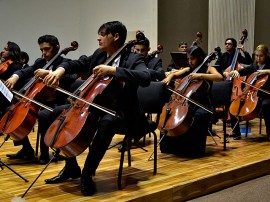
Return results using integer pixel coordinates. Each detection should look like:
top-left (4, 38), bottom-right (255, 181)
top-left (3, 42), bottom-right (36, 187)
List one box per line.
top-left (246, 121), bottom-right (249, 137)
top-left (259, 113), bottom-right (262, 134)
top-left (153, 131), bottom-right (157, 175)
top-left (118, 136), bottom-right (126, 190)
top-left (223, 118), bottom-right (227, 151)
top-left (35, 129), bottom-right (40, 157)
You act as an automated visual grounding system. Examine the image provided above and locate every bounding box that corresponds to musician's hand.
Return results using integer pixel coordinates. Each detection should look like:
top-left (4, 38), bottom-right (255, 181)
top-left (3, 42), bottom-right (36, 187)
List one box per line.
top-left (34, 69), bottom-right (50, 79)
top-left (257, 69), bottom-right (270, 75)
top-left (4, 75), bottom-right (19, 89)
top-left (189, 73), bottom-right (203, 80)
top-left (43, 67), bottom-right (65, 86)
top-left (238, 44), bottom-right (245, 52)
top-left (93, 65), bottom-right (116, 78)
top-left (162, 74), bottom-right (174, 85)
top-left (229, 70), bottom-right (240, 78)
top-left (223, 71), bottom-right (230, 77)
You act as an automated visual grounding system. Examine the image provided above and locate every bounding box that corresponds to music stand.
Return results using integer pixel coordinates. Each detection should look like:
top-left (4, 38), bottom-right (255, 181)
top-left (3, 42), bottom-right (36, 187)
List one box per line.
top-left (170, 51), bottom-right (188, 69)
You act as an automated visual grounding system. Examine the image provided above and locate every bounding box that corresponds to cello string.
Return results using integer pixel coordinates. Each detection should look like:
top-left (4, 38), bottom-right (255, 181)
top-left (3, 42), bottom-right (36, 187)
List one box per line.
top-left (48, 83), bottom-right (117, 117)
top-left (166, 86), bottom-right (213, 114)
top-left (237, 77), bottom-right (270, 96)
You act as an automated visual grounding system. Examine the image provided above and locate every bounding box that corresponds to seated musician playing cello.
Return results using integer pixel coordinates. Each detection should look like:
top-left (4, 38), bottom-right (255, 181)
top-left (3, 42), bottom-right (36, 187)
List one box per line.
top-left (4, 35), bottom-right (77, 164)
top-left (0, 41), bottom-right (22, 118)
top-left (224, 44), bottom-right (270, 140)
top-left (161, 46), bottom-right (223, 157)
top-left (42, 21), bottom-right (151, 196)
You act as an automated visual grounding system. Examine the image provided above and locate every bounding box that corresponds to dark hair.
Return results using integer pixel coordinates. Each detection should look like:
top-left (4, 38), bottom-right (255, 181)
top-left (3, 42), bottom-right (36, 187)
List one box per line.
top-left (179, 41), bottom-right (188, 47)
top-left (187, 46), bottom-right (206, 59)
top-left (136, 37), bottom-right (150, 48)
top-left (7, 41), bottom-right (21, 62)
top-left (38, 35), bottom-right (59, 48)
top-left (20, 51), bottom-right (29, 64)
top-left (98, 21), bottom-right (127, 46)
top-left (225, 38), bottom-right (237, 48)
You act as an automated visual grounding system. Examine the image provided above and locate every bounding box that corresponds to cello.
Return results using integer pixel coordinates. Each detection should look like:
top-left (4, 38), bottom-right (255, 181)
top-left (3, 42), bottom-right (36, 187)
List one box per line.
top-left (158, 51), bottom-right (217, 137)
top-left (0, 59), bottom-right (13, 74)
top-left (224, 29), bottom-right (248, 101)
top-left (229, 72), bottom-right (269, 121)
top-left (44, 32), bottom-right (145, 157)
top-left (0, 42), bottom-right (78, 141)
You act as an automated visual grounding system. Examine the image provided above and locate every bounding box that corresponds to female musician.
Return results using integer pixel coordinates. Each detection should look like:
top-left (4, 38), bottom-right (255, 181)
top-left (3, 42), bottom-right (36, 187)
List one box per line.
top-left (161, 46), bottom-right (223, 157)
top-left (133, 37), bottom-right (165, 81)
top-left (42, 21), bottom-right (151, 196)
top-left (0, 41), bottom-right (22, 117)
top-left (4, 35), bottom-right (77, 164)
top-left (224, 44), bottom-right (270, 140)
top-left (0, 41), bottom-right (22, 80)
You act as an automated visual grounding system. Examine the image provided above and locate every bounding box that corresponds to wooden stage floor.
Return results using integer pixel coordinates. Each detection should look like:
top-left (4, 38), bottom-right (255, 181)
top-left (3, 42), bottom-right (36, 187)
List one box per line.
top-left (0, 118), bottom-right (270, 202)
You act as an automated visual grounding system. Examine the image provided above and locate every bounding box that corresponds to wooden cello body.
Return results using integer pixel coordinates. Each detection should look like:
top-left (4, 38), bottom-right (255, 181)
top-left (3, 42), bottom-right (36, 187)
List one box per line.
top-left (0, 80), bottom-right (54, 141)
top-left (229, 72), bottom-right (268, 121)
top-left (44, 74), bottom-right (124, 157)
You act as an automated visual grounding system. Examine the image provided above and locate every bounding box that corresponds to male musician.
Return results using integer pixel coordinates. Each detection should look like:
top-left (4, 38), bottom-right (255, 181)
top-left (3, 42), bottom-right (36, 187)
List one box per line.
top-left (214, 38), bottom-right (253, 139)
top-left (133, 37), bottom-right (165, 81)
top-left (20, 51), bottom-right (30, 69)
top-left (42, 21), bottom-right (151, 196)
top-left (4, 35), bottom-right (77, 164)
top-left (215, 38), bottom-right (253, 74)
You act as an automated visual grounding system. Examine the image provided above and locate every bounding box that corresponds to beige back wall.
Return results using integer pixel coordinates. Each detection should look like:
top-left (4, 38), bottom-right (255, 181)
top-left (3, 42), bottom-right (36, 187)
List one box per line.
top-left (158, 0), bottom-right (209, 70)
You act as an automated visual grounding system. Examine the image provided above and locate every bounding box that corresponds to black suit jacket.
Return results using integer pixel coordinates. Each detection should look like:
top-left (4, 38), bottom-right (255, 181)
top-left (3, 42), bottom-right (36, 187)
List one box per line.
top-left (59, 48), bottom-right (151, 138)
top-left (215, 50), bottom-right (253, 74)
top-left (14, 56), bottom-right (77, 104)
top-left (147, 57), bottom-right (165, 81)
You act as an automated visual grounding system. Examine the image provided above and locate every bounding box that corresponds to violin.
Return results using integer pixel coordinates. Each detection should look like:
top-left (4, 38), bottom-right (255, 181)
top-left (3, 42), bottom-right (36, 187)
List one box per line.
top-left (0, 59), bottom-right (13, 74)
top-left (0, 42), bottom-right (78, 141)
top-left (158, 51), bottom-right (217, 137)
top-left (224, 29), bottom-right (248, 101)
top-left (44, 32), bottom-right (145, 157)
top-left (229, 72), bottom-right (269, 121)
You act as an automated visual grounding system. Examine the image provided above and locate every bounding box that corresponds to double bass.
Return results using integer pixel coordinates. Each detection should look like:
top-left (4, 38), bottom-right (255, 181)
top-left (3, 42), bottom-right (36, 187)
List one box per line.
top-left (158, 51), bottom-right (217, 137)
top-left (44, 32), bottom-right (146, 157)
top-left (0, 42), bottom-right (78, 141)
top-left (224, 29), bottom-right (248, 101)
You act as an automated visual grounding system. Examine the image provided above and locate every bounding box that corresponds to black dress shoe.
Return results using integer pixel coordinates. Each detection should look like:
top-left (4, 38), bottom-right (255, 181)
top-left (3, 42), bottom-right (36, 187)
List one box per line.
top-left (81, 176), bottom-right (96, 196)
top-left (45, 166), bottom-right (81, 184)
top-left (6, 148), bottom-right (34, 160)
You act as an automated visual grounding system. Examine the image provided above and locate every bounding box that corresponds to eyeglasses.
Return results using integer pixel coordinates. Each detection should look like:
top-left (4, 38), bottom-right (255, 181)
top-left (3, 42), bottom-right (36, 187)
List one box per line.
top-left (180, 46), bottom-right (187, 48)
top-left (225, 43), bottom-right (233, 45)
